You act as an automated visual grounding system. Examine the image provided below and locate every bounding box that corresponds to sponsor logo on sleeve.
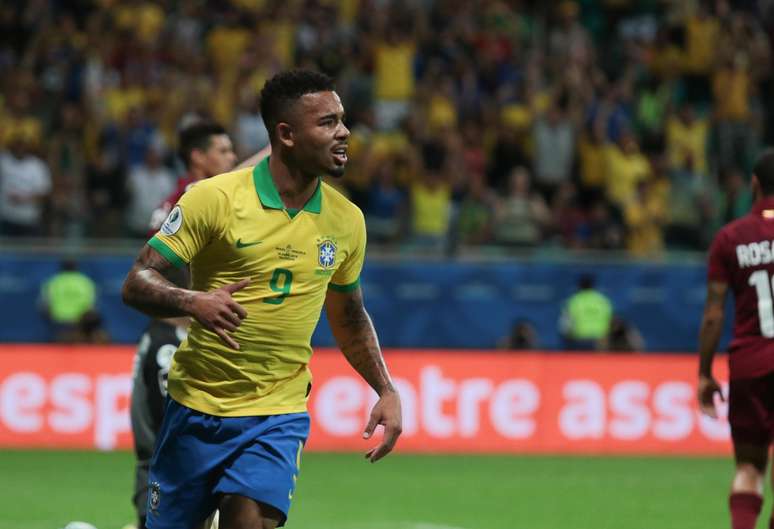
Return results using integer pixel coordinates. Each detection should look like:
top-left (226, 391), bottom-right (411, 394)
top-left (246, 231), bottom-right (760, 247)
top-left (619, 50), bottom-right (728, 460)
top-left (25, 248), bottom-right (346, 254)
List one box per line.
top-left (160, 206), bottom-right (183, 235)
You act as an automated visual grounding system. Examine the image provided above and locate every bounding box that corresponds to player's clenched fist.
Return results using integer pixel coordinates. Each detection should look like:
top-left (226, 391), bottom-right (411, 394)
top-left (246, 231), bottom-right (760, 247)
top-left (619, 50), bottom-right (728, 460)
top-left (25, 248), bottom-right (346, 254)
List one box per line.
top-left (696, 374), bottom-right (724, 419)
top-left (187, 278), bottom-right (250, 349)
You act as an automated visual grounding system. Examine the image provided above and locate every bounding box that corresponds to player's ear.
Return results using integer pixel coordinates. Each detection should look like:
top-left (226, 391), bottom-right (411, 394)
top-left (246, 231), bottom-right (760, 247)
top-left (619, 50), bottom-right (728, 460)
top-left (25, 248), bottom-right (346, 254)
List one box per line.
top-left (276, 122), bottom-right (294, 148)
top-left (189, 148), bottom-right (205, 168)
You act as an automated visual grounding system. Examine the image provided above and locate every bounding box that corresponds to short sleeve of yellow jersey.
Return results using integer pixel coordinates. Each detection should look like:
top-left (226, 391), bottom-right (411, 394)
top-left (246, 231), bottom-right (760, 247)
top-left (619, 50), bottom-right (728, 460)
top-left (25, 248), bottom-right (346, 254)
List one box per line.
top-left (147, 181), bottom-right (226, 267)
top-left (329, 208), bottom-right (366, 291)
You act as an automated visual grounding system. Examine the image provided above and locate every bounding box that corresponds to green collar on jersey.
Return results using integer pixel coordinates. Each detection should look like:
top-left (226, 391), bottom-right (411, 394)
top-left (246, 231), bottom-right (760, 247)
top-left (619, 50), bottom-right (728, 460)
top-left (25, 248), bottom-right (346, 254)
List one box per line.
top-left (253, 157), bottom-right (322, 214)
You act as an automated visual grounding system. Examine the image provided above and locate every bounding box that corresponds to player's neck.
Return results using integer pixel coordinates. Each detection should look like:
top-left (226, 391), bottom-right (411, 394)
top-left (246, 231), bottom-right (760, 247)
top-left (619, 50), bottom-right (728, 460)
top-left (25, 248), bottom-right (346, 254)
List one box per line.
top-left (754, 195), bottom-right (774, 210)
top-left (186, 167), bottom-right (207, 182)
top-left (268, 155), bottom-right (319, 209)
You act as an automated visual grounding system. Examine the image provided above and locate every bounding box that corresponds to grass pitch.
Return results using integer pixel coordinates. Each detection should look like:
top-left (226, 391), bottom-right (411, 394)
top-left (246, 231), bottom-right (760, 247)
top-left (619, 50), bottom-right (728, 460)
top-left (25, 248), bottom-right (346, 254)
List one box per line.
top-left (0, 450), bottom-right (752, 529)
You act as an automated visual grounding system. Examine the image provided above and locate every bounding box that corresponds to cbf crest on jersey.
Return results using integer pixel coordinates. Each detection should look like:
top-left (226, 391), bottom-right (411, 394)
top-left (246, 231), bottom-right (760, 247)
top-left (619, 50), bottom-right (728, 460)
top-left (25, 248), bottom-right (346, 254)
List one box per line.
top-left (160, 205), bottom-right (183, 235)
top-left (318, 240), bottom-right (337, 269)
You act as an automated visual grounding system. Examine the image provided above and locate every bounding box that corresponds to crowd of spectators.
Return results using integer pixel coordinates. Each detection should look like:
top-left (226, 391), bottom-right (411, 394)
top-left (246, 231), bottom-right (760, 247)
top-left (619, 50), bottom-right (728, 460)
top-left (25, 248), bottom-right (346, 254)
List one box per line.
top-left (1, 0), bottom-right (773, 257)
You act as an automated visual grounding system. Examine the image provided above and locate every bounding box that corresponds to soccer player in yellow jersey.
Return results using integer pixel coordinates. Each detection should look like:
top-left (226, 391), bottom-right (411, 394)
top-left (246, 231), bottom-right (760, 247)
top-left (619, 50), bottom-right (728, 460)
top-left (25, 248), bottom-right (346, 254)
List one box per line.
top-left (131, 120), bottom-right (271, 529)
top-left (122, 70), bottom-right (403, 529)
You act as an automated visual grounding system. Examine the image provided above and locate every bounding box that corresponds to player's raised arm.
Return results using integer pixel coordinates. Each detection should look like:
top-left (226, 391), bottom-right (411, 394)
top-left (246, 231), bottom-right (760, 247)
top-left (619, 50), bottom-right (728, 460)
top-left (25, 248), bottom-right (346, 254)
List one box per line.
top-left (325, 287), bottom-right (402, 462)
top-left (122, 244), bottom-right (249, 349)
top-left (697, 280), bottom-right (729, 418)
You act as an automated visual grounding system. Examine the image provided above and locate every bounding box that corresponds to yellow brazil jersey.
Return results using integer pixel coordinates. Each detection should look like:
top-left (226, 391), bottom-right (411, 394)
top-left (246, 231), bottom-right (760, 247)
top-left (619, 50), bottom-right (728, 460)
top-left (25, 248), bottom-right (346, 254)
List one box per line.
top-left (148, 158), bottom-right (366, 417)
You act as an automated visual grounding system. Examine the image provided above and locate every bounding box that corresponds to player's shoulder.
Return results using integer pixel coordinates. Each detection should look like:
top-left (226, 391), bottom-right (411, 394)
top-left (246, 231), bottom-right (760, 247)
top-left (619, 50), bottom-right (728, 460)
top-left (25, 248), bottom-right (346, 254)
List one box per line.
top-left (320, 180), bottom-right (364, 221)
top-left (714, 213), bottom-right (757, 246)
top-left (191, 167), bottom-right (253, 192)
top-left (181, 168), bottom-right (253, 206)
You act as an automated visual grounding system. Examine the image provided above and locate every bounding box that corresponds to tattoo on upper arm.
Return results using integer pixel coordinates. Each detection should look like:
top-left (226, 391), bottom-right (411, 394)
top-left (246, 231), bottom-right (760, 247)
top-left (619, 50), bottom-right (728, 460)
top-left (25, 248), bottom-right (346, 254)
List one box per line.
top-left (136, 245), bottom-right (189, 286)
top-left (138, 245), bottom-right (173, 273)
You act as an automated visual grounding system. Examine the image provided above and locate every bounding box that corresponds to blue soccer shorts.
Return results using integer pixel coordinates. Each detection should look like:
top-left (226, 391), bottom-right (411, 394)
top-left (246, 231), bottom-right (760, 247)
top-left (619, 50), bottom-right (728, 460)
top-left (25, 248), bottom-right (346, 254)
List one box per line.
top-left (146, 398), bottom-right (310, 529)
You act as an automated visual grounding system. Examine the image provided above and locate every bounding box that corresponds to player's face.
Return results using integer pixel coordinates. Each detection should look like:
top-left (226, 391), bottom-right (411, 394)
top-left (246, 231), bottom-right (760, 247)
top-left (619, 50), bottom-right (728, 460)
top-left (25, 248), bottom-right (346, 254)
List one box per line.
top-left (199, 134), bottom-right (237, 177)
top-left (289, 91), bottom-right (349, 178)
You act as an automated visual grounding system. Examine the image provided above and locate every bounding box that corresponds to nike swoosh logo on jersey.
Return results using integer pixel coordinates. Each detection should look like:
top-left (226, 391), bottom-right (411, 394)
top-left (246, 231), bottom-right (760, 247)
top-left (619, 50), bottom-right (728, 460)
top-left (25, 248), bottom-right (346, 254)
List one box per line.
top-left (236, 238), bottom-right (262, 248)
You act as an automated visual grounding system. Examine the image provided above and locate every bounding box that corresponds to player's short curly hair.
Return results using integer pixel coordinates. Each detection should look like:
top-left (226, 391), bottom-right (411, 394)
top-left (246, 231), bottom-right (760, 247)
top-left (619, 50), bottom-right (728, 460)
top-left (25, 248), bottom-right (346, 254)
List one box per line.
top-left (754, 148), bottom-right (774, 195)
top-left (178, 121), bottom-right (227, 169)
top-left (260, 69), bottom-right (335, 142)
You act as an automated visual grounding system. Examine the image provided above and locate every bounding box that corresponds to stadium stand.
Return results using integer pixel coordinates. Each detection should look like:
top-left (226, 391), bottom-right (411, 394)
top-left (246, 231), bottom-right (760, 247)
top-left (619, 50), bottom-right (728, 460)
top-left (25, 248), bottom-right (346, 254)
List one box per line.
top-left (0, 0), bottom-right (772, 350)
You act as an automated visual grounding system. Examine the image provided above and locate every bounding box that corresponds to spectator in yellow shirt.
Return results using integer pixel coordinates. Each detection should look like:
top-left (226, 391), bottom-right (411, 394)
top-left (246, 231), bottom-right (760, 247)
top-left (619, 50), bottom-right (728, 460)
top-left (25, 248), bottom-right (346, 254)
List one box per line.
top-left (682, 4), bottom-right (719, 103)
top-left (206, 14), bottom-right (251, 75)
top-left (713, 53), bottom-right (754, 171)
top-left (578, 120), bottom-right (608, 192)
top-left (665, 104), bottom-right (708, 175)
top-left (410, 142), bottom-right (451, 253)
top-left (373, 27), bottom-right (416, 130)
top-left (0, 90), bottom-right (42, 149)
top-left (112, 1), bottom-right (165, 46)
top-left (683, 5), bottom-right (719, 75)
top-left (604, 130), bottom-right (651, 207)
top-left (623, 175), bottom-right (668, 257)
top-left (648, 26), bottom-right (683, 81)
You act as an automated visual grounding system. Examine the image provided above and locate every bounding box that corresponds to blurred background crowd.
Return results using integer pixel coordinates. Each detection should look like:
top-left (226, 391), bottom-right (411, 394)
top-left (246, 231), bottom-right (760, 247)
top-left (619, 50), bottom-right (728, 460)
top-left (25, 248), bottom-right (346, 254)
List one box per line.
top-left (1, 0), bottom-right (773, 258)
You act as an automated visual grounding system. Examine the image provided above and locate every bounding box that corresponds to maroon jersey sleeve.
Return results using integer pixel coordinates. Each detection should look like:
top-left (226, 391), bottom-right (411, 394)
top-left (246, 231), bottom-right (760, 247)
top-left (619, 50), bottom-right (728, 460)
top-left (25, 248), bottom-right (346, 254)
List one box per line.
top-left (707, 229), bottom-right (732, 283)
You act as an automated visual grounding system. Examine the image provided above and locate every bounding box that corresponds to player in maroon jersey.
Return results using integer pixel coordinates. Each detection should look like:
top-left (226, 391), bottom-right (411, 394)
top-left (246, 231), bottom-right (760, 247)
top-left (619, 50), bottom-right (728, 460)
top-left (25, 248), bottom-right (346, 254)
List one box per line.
top-left (148, 122), bottom-right (236, 233)
top-left (699, 149), bottom-right (774, 529)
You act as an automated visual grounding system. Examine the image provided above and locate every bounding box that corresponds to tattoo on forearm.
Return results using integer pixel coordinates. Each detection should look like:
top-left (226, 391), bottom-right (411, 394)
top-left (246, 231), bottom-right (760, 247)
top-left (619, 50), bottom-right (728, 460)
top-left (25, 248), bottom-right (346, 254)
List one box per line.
top-left (333, 291), bottom-right (394, 395)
